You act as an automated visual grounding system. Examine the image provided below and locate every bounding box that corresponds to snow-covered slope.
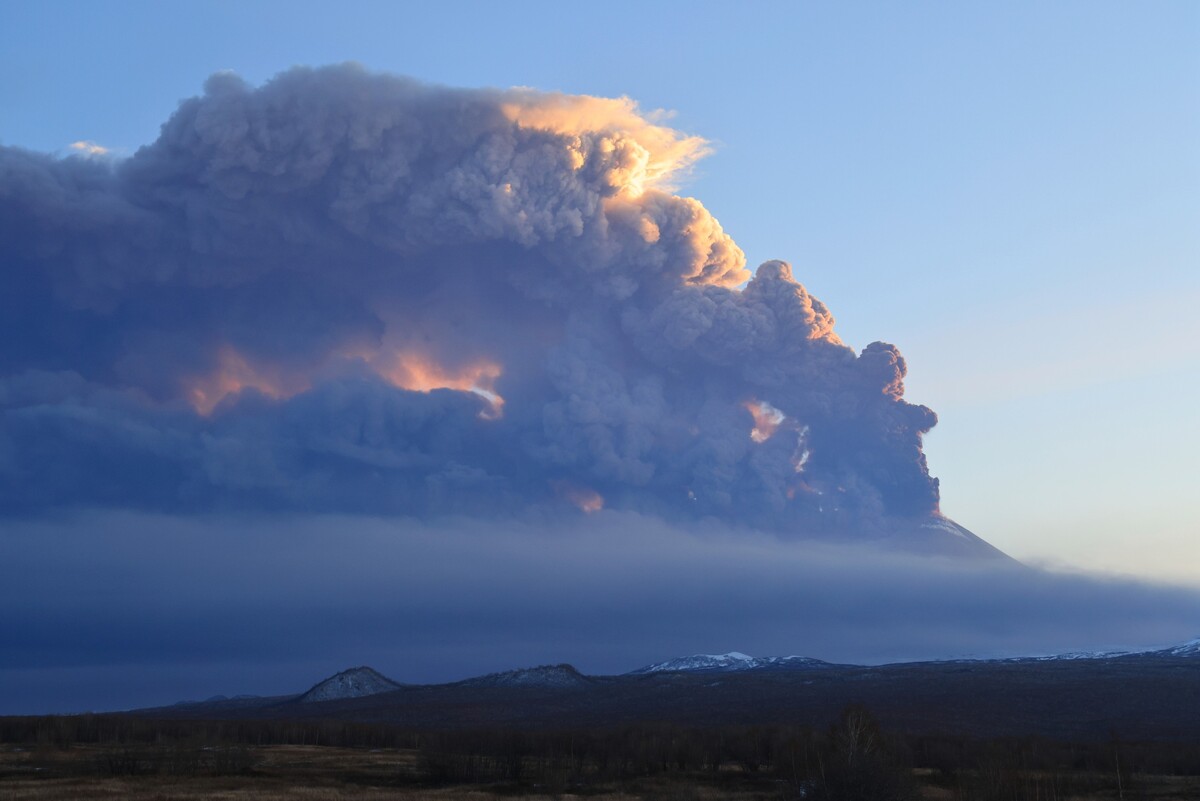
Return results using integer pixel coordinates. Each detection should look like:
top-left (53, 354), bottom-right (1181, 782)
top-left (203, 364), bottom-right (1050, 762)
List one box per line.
top-left (1161, 637), bottom-right (1200, 657)
top-left (875, 515), bottom-right (1016, 561)
top-left (945, 636), bottom-right (1200, 664)
top-left (629, 652), bottom-right (831, 675)
top-left (633, 637), bottom-right (1200, 675)
top-left (1024, 649), bottom-right (1136, 662)
top-left (298, 666), bottom-right (402, 703)
top-left (1022, 636), bottom-right (1200, 662)
top-left (459, 664), bottom-right (590, 688)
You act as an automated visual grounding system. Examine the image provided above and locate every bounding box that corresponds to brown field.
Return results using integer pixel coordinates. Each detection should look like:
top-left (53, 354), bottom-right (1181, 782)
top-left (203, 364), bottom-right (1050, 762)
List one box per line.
top-left (0, 744), bottom-right (773, 801)
top-left (4, 743), bottom-right (1200, 801)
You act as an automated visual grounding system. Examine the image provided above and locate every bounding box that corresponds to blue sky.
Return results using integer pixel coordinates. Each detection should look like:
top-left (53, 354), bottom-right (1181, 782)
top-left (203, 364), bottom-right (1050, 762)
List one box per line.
top-left (0, 1), bottom-right (1198, 712)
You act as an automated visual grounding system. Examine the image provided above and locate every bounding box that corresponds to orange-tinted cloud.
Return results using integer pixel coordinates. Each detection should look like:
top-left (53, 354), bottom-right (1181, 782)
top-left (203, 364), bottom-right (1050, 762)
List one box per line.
top-left (499, 92), bottom-right (709, 196)
top-left (744, 399), bottom-right (786, 443)
top-left (183, 346), bottom-right (309, 415)
top-left (372, 351), bottom-right (505, 419)
top-left (554, 481), bottom-right (605, 514)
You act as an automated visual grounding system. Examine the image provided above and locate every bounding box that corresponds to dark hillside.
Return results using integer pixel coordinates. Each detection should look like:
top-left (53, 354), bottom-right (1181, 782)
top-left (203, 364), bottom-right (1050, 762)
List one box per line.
top-left (135, 654), bottom-right (1200, 741)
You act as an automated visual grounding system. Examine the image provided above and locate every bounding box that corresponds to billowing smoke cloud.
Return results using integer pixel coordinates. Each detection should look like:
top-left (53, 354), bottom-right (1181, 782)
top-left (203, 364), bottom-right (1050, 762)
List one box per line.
top-left (1, 65), bottom-right (943, 544)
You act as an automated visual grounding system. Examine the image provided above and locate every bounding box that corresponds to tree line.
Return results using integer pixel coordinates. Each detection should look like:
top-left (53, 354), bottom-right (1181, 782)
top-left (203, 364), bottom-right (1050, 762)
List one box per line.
top-left (3, 705), bottom-right (1199, 800)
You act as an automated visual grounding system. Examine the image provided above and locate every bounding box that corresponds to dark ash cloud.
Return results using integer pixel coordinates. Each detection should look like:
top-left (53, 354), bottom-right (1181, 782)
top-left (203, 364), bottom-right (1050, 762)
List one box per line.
top-left (1, 65), bottom-right (948, 544)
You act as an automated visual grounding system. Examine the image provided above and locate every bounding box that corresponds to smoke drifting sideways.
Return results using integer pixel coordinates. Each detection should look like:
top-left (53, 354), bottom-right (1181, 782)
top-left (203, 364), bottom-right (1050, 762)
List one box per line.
top-left (3, 65), bottom-right (952, 549)
top-left (3, 512), bottom-right (1200, 715)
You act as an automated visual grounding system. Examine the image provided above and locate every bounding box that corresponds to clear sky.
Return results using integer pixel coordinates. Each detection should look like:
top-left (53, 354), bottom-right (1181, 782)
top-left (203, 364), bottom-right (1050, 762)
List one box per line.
top-left (1, 1), bottom-right (1198, 712)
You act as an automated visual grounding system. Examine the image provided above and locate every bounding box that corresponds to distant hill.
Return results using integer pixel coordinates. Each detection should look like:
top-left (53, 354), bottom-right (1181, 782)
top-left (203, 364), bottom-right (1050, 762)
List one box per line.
top-left (456, 664), bottom-right (590, 688)
top-left (129, 637), bottom-right (1200, 741)
top-left (297, 666), bottom-right (402, 703)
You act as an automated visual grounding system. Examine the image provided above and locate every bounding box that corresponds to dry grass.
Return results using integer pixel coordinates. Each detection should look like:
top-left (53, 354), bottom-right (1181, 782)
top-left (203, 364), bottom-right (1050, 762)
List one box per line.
top-left (913, 770), bottom-right (1200, 801)
top-left (0, 779), bottom-right (646, 800)
top-left (0, 780), bottom-right (652, 801)
top-left (4, 744), bottom-right (1200, 801)
top-left (0, 744), bottom-right (773, 800)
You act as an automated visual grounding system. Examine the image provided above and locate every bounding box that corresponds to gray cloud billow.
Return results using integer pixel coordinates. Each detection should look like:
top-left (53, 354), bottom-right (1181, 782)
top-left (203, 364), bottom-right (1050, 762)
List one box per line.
top-left (3, 65), bottom-right (948, 546)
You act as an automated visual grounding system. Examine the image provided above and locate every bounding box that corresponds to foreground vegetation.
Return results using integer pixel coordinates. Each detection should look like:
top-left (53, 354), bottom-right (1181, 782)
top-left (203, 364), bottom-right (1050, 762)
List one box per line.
top-left (3, 708), bottom-right (1200, 800)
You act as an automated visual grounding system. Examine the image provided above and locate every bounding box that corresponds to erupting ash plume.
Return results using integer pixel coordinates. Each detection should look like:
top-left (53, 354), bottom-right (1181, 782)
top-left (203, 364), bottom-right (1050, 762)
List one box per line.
top-left (0, 65), bottom-right (992, 554)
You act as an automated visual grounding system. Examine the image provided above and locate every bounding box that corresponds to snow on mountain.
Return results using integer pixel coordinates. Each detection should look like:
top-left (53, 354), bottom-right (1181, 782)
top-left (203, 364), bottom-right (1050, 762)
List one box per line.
top-left (298, 666), bottom-right (402, 703)
top-left (946, 636), bottom-right (1200, 664)
top-left (633, 638), bottom-right (1200, 674)
top-left (629, 652), bottom-right (831, 674)
top-left (1020, 636), bottom-right (1200, 662)
top-left (1024, 648), bottom-right (1137, 662)
top-left (876, 516), bottom-right (1016, 561)
top-left (459, 664), bottom-right (591, 688)
top-left (1164, 637), bottom-right (1200, 656)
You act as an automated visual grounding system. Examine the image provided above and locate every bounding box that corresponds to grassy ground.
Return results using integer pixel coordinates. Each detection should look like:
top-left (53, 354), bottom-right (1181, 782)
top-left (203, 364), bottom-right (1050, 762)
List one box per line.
top-left (4, 744), bottom-right (1200, 800)
top-left (0, 744), bottom-right (782, 800)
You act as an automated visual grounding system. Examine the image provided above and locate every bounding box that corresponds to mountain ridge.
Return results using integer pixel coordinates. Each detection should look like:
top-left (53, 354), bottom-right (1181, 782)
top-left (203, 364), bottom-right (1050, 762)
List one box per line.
top-left (455, 664), bottom-right (591, 689)
top-left (133, 641), bottom-right (1200, 742)
top-left (155, 636), bottom-right (1199, 713)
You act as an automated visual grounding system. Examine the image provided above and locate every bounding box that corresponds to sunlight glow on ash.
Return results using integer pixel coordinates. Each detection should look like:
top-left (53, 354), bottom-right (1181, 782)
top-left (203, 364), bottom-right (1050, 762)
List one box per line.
top-left (183, 346), bottom-right (308, 415)
top-left (744, 399), bottom-right (785, 443)
top-left (555, 482), bottom-right (605, 514)
top-left (372, 351), bottom-right (505, 419)
top-left (499, 92), bottom-right (709, 197)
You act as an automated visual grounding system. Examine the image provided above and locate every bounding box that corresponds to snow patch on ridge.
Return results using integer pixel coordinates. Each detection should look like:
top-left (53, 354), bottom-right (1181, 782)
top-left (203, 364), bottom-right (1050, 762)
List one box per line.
top-left (1021, 635), bottom-right (1200, 662)
top-left (630, 652), bottom-right (831, 674)
top-left (298, 666), bottom-right (402, 703)
top-left (1165, 637), bottom-right (1200, 656)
